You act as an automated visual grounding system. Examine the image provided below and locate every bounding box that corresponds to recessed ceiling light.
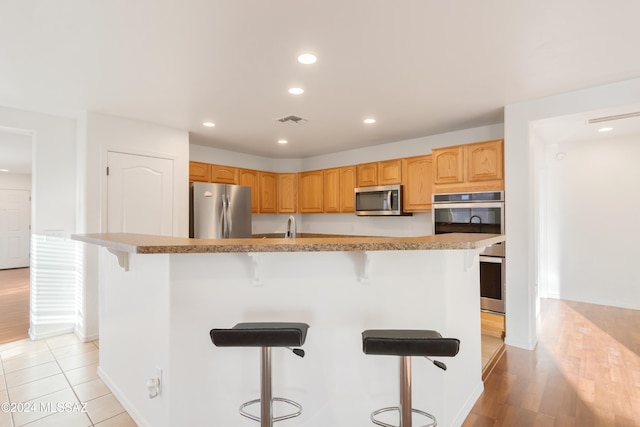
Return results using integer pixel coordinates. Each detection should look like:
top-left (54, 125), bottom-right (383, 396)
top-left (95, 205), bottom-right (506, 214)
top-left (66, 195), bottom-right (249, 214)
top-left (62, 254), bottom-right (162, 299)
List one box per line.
top-left (297, 53), bottom-right (317, 65)
top-left (363, 118), bottom-right (376, 124)
top-left (0, 168), bottom-right (8, 172)
top-left (598, 127), bottom-right (613, 132)
top-left (202, 122), bottom-right (215, 127)
top-left (278, 139), bottom-right (288, 144)
top-left (288, 87), bottom-right (304, 95)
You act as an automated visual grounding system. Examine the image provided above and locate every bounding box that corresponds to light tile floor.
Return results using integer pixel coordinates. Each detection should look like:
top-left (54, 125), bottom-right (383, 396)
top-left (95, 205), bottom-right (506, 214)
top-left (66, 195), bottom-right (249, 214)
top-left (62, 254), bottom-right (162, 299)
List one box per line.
top-left (0, 334), bottom-right (136, 427)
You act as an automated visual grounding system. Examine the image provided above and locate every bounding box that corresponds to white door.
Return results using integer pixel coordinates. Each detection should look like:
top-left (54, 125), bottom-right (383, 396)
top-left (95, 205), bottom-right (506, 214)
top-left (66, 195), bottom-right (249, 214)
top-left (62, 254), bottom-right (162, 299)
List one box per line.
top-left (0, 189), bottom-right (30, 269)
top-left (107, 152), bottom-right (174, 235)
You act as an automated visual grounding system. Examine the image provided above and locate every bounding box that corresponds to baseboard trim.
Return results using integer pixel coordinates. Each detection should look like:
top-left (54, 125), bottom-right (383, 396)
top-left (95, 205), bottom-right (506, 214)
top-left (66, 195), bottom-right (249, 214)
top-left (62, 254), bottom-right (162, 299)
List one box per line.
top-left (97, 366), bottom-right (150, 427)
top-left (451, 380), bottom-right (484, 427)
top-left (73, 326), bottom-right (99, 343)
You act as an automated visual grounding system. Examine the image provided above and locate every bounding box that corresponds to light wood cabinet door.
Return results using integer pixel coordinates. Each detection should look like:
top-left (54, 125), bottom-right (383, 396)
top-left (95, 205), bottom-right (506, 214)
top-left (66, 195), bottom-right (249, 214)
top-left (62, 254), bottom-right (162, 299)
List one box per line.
top-left (277, 173), bottom-right (298, 213)
top-left (189, 161), bottom-right (210, 182)
top-left (239, 169), bottom-right (260, 213)
top-left (466, 139), bottom-right (503, 183)
top-left (299, 170), bottom-right (324, 213)
top-left (379, 159), bottom-right (402, 185)
top-left (259, 172), bottom-right (277, 213)
top-left (433, 139), bottom-right (504, 193)
top-left (323, 168), bottom-right (340, 213)
top-left (401, 155), bottom-right (433, 212)
top-left (356, 162), bottom-right (378, 187)
top-left (210, 164), bottom-right (239, 184)
top-left (339, 166), bottom-right (356, 213)
top-left (433, 146), bottom-right (464, 185)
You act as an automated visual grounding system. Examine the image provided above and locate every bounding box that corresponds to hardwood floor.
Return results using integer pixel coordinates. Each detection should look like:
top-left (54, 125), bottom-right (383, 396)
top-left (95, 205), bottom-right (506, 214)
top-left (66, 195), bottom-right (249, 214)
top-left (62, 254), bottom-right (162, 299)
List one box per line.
top-left (0, 267), bottom-right (30, 344)
top-left (464, 298), bottom-right (640, 427)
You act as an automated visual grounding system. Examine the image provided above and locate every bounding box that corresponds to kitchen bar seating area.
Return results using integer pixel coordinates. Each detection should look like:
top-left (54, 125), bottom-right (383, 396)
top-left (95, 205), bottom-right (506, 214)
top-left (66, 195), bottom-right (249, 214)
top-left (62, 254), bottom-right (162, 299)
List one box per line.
top-left (72, 232), bottom-right (504, 427)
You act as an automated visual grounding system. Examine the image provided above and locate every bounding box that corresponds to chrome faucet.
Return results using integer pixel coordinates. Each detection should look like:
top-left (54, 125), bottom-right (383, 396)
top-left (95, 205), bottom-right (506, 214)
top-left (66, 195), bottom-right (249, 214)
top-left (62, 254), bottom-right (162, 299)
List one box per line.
top-left (285, 215), bottom-right (297, 238)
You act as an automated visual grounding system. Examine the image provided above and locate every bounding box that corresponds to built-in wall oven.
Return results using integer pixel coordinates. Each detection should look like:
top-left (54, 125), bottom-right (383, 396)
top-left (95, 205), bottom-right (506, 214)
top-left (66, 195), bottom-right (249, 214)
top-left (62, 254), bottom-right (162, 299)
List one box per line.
top-left (433, 191), bottom-right (505, 313)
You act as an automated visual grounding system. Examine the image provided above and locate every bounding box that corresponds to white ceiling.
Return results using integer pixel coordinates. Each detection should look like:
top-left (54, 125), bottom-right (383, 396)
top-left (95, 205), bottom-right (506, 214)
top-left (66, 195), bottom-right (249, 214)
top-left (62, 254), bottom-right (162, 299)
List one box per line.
top-left (2, 0), bottom-right (640, 168)
top-left (533, 105), bottom-right (640, 145)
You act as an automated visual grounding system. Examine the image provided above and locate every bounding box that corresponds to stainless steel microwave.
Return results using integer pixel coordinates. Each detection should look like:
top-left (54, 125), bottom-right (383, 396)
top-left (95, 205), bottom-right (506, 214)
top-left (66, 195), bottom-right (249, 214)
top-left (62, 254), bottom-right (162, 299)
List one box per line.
top-left (354, 184), bottom-right (409, 216)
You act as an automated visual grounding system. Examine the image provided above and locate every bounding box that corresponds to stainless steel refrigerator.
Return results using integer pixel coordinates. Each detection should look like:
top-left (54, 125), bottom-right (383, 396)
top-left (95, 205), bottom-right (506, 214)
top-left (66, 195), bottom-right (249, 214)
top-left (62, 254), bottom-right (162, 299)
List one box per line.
top-left (189, 182), bottom-right (252, 238)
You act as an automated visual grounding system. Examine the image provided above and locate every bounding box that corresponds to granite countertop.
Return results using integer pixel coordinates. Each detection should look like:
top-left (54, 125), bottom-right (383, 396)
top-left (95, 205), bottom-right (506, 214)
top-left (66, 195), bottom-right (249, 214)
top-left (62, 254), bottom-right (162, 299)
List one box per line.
top-left (71, 233), bottom-right (505, 254)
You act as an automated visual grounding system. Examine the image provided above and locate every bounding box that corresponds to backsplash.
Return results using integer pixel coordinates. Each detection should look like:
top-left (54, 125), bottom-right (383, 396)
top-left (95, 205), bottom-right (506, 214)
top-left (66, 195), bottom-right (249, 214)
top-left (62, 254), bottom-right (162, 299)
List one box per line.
top-left (252, 212), bottom-right (432, 237)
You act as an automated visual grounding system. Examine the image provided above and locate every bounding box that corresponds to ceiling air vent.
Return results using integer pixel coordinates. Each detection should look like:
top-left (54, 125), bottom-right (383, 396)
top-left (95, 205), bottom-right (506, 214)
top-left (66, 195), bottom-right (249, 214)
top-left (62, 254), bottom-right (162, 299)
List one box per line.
top-left (277, 115), bottom-right (308, 125)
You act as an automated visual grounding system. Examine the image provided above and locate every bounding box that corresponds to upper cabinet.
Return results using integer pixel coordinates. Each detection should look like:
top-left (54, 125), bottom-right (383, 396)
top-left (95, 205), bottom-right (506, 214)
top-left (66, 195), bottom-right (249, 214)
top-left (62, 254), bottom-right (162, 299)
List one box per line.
top-left (189, 161), bottom-right (210, 183)
top-left (379, 159), bottom-right (402, 185)
top-left (259, 172), bottom-right (277, 214)
top-left (210, 164), bottom-right (239, 184)
top-left (356, 159), bottom-right (402, 187)
top-left (239, 169), bottom-right (260, 213)
top-left (466, 139), bottom-right (503, 184)
top-left (401, 155), bottom-right (433, 212)
top-left (339, 166), bottom-right (356, 213)
top-left (277, 173), bottom-right (298, 213)
top-left (433, 146), bottom-right (464, 185)
top-left (299, 170), bottom-right (324, 213)
top-left (356, 162), bottom-right (378, 187)
top-left (432, 139), bottom-right (504, 193)
top-left (323, 168), bottom-right (340, 213)
top-left (190, 138), bottom-right (502, 213)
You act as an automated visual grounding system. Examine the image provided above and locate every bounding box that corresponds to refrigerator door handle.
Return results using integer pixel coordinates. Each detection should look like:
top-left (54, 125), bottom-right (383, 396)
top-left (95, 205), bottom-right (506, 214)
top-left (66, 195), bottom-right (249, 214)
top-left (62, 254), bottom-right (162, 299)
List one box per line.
top-left (221, 194), bottom-right (228, 238)
top-left (225, 194), bottom-right (232, 238)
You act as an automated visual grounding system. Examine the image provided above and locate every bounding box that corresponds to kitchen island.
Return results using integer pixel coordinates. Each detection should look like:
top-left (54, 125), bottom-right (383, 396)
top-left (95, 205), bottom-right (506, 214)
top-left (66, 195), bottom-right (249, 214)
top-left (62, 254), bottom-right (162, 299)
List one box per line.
top-left (72, 232), bottom-right (505, 427)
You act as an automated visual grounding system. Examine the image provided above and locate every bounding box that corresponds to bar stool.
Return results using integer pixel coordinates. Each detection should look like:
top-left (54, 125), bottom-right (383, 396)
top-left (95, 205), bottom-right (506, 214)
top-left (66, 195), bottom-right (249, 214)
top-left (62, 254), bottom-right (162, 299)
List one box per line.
top-left (362, 329), bottom-right (460, 427)
top-left (210, 322), bottom-right (309, 427)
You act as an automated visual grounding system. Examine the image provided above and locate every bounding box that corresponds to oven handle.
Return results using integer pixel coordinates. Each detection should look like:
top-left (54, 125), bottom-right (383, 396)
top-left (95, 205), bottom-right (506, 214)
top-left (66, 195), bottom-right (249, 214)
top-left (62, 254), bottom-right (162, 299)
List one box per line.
top-left (479, 256), bottom-right (503, 264)
top-left (433, 202), bottom-right (503, 209)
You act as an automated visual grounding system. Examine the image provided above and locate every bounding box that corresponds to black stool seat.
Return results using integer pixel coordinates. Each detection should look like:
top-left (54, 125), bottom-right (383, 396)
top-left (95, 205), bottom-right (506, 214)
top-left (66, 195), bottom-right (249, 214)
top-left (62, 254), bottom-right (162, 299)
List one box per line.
top-left (362, 329), bottom-right (460, 357)
top-left (211, 322), bottom-right (309, 348)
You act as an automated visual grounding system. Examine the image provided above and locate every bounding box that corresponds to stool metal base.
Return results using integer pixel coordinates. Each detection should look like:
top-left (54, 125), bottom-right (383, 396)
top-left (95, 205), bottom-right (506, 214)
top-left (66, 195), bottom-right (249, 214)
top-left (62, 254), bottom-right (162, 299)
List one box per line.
top-left (240, 397), bottom-right (302, 424)
top-left (371, 407), bottom-right (437, 427)
top-left (240, 346), bottom-right (302, 427)
top-left (370, 355), bottom-right (438, 427)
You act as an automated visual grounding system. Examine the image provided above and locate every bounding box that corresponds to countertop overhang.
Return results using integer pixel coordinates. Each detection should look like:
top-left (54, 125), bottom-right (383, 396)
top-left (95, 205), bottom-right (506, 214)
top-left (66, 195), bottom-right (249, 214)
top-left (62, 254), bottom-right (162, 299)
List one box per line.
top-left (71, 232), bottom-right (505, 254)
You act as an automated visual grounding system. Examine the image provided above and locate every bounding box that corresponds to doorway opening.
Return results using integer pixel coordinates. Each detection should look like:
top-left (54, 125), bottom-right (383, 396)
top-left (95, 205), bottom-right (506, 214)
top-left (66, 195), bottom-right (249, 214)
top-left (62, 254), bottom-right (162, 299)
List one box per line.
top-left (0, 128), bottom-right (33, 344)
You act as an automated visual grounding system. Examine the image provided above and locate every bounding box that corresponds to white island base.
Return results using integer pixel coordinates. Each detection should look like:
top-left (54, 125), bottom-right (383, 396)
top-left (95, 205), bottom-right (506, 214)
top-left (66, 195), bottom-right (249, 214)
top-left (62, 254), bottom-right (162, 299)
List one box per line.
top-left (97, 248), bottom-right (484, 427)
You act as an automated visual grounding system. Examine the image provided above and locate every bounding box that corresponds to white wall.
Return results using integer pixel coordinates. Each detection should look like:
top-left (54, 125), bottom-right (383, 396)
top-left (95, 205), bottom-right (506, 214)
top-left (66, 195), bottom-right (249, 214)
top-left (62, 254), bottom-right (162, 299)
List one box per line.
top-left (75, 112), bottom-right (190, 340)
top-left (0, 107), bottom-right (78, 339)
top-left (0, 173), bottom-right (31, 190)
top-left (191, 124), bottom-right (504, 237)
top-left (189, 144), bottom-right (303, 172)
top-left (301, 124), bottom-right (504, 171)
top-left (541, 136), bottom-right (640, 309)
top-left (504, 76), bottom-right (640, 350)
